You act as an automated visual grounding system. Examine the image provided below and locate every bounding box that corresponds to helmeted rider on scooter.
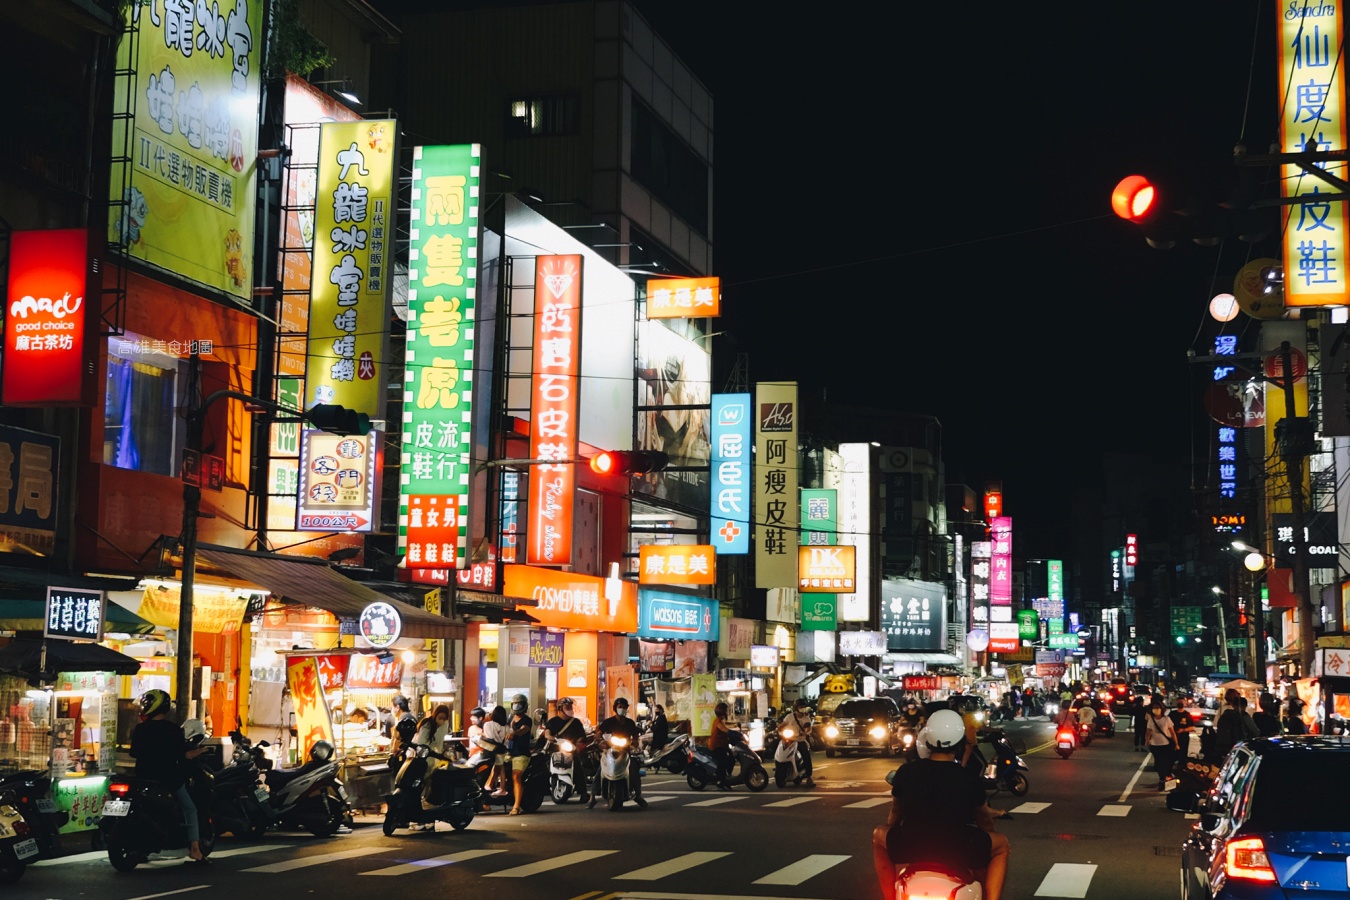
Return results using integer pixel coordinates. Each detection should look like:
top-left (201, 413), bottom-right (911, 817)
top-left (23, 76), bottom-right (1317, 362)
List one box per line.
top-left (781, 698), bottom-right (815, 785)
top-left (872, 709), bottom-right (1010, 900)
top-left (130, 689), bottom-right (208, 862)
top-left (542, 697), bottom-right (590, 803)
top-left (587, 697), bottom-right (647, 809)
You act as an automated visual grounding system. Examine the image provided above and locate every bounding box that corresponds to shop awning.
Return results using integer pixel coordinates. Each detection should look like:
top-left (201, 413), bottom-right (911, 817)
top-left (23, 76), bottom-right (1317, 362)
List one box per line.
top-left (0, 598), bottom-right (158, 635)
top-left (195, 545), bottom-right (460, 639)
top-left (0, 637), bottom-right (142, 684)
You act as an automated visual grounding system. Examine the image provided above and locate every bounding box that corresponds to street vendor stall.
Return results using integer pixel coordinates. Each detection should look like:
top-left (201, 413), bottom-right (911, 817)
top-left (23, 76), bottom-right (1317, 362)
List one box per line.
top-left (0, 638), bottom-right (140, 833)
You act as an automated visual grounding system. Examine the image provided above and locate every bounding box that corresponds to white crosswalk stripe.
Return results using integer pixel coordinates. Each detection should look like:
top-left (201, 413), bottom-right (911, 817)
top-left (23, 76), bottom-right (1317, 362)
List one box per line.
top-left (614, 851), bottom-right (732, 880)
top-left (1011, 801), bottom-right (1052, 814)
top-left (752, 853), bottom-right (850, 885)
top-left (360, 848), bottom-right (505, 876)
top-left (685, 795), bottom-right (745, 807)
top-left (1035, 862), bottom-right (1098, 898)
top-left (842, 797), bottom-right (892, 809)
top-left (1097, 804), bottom-right (1131, 816)
top-left (484, 849), bottom-right (618, 878)
top-left (761, 796), bottom-right (822, 808)
top-left (242, 846), bottom-right (387, 873)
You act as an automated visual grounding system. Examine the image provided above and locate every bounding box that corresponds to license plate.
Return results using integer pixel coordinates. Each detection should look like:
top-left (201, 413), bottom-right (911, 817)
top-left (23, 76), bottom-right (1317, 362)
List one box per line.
top-left (13, 838), bottom-right (38, 861)
top-left (36, 799), bottom-right (56, 814)
top-left (845, 739), bottom-right (860, 746)
top-left (1058, 742), bottom-right (1072, 749)
top-left (101, 800), bottom-right (130, 817)
top-left (255, 788), bottom-right (270, 803)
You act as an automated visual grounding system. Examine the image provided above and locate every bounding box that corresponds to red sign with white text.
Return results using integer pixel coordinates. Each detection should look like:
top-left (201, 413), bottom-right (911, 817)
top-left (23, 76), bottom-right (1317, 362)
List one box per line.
top-left (346, 652), bottom-right (405, 689)
top-left (406, 494), bottom-right (459, 569)
top-left (527, 255), bottom-right (582, 566)
top-left (3, 229), bottom-right (90, 405)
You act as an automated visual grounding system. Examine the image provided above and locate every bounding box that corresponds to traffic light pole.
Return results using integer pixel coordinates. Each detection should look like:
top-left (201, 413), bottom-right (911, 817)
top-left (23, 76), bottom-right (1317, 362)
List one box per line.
top-left (1277, 341), bottom-right (1316, 680)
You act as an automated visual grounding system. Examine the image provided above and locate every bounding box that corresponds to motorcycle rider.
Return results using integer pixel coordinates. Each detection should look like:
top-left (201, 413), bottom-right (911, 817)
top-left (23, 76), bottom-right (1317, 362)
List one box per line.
top-left (873, 709), bottom-right (1009, 900)
top-left (506, 695), bottom-right (534, 815)
top-left (130, 689), bottom-right (207, 862)
top-left (414, 704), bottom-right (451, 812)
top-left (639, 704), bottom-right (669, 756)
top-left (780, 698), bottom-right (815, 785)
top-left (543, 697), bottom-right (590, 804)
top-left (901, 699), bottom-right (925, 731)
top-left (587, 697), bottom-right (648, 809)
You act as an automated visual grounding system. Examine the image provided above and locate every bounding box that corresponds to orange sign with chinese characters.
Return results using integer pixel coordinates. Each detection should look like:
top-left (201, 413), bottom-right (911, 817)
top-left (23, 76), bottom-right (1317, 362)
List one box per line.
top-left (527, 255), bottom-right (582, 566)
top-left (638, 544), bottom-right (717, 586)
top-left (645, 277), bottom-right (720, 319)
top-left (285, 655), bottom-right (335, 761)
top-left (798, 545), bottom-right (856, 593)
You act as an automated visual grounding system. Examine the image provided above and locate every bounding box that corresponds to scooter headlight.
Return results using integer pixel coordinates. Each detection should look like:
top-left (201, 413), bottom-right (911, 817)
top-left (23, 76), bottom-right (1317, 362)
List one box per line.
top-left (824, 724), bottom-right (839, 739)
top-left (869, 726), bottom-right (887, 739)
top-left (610, 736), bottom-right (628, 749)
top-left (974, 711), bottom-right (986, 723)
top-left (780, 727), bottom-right (795, 740)
top-left (903, 733), bottom-right (914, 747)
top-left (559, 740), bottom-right (574, 753)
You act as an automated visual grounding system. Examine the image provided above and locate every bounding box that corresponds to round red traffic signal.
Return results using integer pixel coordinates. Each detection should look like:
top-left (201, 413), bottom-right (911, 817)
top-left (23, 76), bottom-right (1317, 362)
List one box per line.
top-left (590, 451), bottom-right (616, 475)
top-left (1111, 174), bottom-right (1157, 222)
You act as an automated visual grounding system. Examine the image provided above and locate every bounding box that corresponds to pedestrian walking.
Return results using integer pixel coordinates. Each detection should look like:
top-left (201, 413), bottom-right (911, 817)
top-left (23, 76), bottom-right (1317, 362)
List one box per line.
top-left (1130, 696), bottom-right (1148, 751)
top-left (1144, 698), bottom-right (1179, 791)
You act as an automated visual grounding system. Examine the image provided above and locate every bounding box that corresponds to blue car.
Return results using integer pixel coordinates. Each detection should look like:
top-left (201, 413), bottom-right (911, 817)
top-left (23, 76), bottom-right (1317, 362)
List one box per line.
top-left (1181, 736), bottom-right (1350, 898)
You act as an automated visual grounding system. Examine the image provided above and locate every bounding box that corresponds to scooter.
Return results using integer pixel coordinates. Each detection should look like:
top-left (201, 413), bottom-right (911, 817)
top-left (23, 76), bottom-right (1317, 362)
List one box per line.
top-left (973, 729), bottom-right (1029, 796)
top-left (255, 740), bottom-right (351, 836)
top-left (0, 792), bottom-right (38, 883)
top-left (471, 746), bottom-right (549, 813)
top-left (773, 720), bottom-right (812, 787)
top-left (1054, 723), bottom-right (1077, 759)
top-left (686, 731), bottom-right (769, 792)
top-left (549, 733), bottom-right (594, 804)
top-left (641, 731), bottom-right (690, 775)
top-left (1077, 720), bottom-right (1094, 746)
top-left (99, 744), bottom-right (217, 871)
top-left (206, 731), bottom-right (273, 839)
top-left (1044, 699), bottom-right (1061, 719)
top-left (884, 770), bottom-right (983, 899)
top-left (596, 732), bottom-right (641, 811)
top-left (382, 743), bottom-right (482, 834)
top-left (0, 771), bottom-right (66, 859)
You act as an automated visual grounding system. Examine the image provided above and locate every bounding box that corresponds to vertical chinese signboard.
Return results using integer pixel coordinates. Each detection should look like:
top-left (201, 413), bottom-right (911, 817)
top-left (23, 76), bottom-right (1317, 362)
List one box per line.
top-left (110, 0), bottom-right (263, 299)
top-left (971, 540), bottom-right (991, 633)
top-left (305, 119), bottom-right (396, 419)
top-left (990, 517), bottom-right (1013, 607)
top-left (296, 430), bottom-right (379, 531)
top-left (837, 442), bottom-right (871, 621)
top-left (1278, 1), bottom-right (1348, 307)
top-left (710, 393), bottom-right (750, 555)
top-left (754, 382), bottom-right (798, 588)
top-left (285, 655), bottom-right (335, 762)
top-left (4, 230), bottom-right (92, 406)
top-left (801, 489), bottom-right (838, 631)
top-left (527, 255), bottom-right (583, 566)
top-left (401, 144), bottom-right (481, 570)
top-left (0, 425), bottom-right (59, 556)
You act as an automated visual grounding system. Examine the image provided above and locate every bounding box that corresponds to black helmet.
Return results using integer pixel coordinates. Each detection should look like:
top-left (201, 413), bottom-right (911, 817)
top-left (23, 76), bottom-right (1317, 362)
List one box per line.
top-left (310, 740), bottom-right (334, 762)
top-left (613, 696), bottom-right (630, 712)
top-left (794, 697), bottom-right (809, 709)
top-left (511, 693), bottom-right (529, 714)
top-left (140, 689), bottom-right (171, 719)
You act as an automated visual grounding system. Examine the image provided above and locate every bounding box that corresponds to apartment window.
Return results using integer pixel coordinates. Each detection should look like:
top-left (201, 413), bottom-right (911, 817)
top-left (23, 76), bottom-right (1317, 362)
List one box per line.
top-left (505, 95), bottom-right (580, 138)
top-left (630, 100), bottom-right (709, 236)
top-left (104, 338), bottom-right (187, 477)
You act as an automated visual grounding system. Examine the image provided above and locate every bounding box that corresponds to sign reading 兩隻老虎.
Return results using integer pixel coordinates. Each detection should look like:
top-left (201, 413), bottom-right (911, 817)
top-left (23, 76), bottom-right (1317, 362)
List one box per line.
top-left (110, 0), bottom-right (263, 299)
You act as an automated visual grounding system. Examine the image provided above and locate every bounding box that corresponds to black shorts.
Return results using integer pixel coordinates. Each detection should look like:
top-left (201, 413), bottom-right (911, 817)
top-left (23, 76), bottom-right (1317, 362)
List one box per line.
top-left (887, 823), bottom-right (992, 873)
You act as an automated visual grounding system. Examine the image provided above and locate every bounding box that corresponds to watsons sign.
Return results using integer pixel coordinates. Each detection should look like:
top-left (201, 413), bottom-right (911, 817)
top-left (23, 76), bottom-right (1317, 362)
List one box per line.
top-left (638, 589), bottom-right (719, 641)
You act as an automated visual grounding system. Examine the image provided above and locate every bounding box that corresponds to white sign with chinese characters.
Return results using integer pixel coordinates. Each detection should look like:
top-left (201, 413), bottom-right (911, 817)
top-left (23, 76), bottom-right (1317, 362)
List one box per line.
top-left (45, 587), bottom-right (106, 642)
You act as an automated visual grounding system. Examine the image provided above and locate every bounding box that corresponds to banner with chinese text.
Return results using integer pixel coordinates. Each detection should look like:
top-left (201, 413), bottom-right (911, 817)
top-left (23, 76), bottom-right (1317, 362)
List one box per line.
top-left (754, 382), bottom-right (798, 588)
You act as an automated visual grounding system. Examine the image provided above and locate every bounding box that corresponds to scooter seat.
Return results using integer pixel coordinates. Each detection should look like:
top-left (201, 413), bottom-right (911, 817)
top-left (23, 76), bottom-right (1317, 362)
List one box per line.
top-left (264, 762), bottom-right (321, 789)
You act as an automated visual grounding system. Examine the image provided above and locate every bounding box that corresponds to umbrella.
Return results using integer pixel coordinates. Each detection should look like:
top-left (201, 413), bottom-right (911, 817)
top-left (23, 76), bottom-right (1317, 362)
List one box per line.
top-left (1216, 679), bottom-right (1262, 694)
top-left (0, 638), bottom-right (142, 684)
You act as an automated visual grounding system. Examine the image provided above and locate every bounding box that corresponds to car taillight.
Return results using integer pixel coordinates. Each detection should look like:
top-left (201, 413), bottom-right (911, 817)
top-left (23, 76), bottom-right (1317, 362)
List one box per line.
top-left (108, 781), bottom-right (131, 796)
top-left (1225, 837), bottom-right (1278, 883)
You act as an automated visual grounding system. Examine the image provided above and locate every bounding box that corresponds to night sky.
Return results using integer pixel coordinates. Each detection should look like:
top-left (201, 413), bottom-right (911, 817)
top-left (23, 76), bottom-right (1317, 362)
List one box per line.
top-left (635, 2), bottom-right (1288, 557)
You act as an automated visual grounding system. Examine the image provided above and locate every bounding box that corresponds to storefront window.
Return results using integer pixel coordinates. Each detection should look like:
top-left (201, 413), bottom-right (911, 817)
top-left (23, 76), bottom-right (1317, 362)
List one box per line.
top-left (103, 335), bottom-right (187, 477)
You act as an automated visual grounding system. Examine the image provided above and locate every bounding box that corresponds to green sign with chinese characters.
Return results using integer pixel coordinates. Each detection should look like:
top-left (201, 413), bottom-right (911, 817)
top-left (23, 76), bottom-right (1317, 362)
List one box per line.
top-left (800, 489), bottom-right (837, 631)
top-left (1170, 606), bottom-right (1203, 637)
top-left (1017, 609), bottom-right (1039, 639)
top-left (1048, 633), bottom-right (1080, 650)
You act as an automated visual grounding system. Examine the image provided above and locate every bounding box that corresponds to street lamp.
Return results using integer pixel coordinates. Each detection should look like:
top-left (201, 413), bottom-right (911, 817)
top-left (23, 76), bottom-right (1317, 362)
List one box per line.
top-left (1231, 542), bottom-right (1269, 686)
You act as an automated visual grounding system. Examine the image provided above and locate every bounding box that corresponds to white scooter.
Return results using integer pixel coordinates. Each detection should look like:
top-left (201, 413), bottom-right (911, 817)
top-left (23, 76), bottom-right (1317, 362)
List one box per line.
top-left (773, 720), bottom-right (811, 787)
top-left (597, 733), bottom-right (638, 811)
top-left (885, 769), bottom-right (983, 899)
top-left (641, 732), bottom-right (690, 774)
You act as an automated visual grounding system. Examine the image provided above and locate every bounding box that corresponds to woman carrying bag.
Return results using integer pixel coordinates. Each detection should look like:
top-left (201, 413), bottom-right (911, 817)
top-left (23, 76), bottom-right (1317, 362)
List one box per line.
top-left (1144, 698), bottom-right (1179, 792)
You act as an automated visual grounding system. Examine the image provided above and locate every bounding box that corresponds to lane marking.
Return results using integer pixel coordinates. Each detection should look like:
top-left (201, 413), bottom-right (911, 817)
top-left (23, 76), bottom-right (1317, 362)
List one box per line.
top-left (825, 757), bottom-right (871, 765)
top-left (1097, 804), bottom-right (1131, 817)
top-left (204, 844), bottom-right (289, 859)
top-left (685, 796), bottom-right (745, 807)
top-left (1118, 753), bottom-right (1153, 802)
top-left (843, 797), bottom-right (893, 809)
top-left (485, 849), bottom-right (619, 878)
top-left (615, 851), bottom-right (732, 880)
top-left (1034, 862), bottom-right (1098, 898)
top-left (641, 794), bottom-right (679, 803)
top-left (125, 888), bottom-right (211, 900)
top-left (752, 854), bottom-right (850, 885)
top-left (243, 846), bottom-right (387, 873)
top-left (577, 894), bottom-right (838, 900)
top-left (1011, 801), bottom-right (1051, 814)
top-left (34, 850), bottom-right (109, 866)
top-left (761, 796), bottom-right (822, 808)
top-left (361, 848), bottom-right (505, 876)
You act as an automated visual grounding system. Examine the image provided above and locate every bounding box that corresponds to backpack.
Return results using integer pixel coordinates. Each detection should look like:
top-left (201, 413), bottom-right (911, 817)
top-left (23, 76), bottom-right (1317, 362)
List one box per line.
top-left (391, 712), bottom-right (417, 753)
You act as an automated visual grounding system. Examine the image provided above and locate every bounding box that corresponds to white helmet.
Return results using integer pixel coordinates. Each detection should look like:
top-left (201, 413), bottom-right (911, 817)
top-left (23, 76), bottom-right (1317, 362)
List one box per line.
top-left (182, 719), bottom-right (206, 741)
top-left (923, 709), bottom-right (966, 751)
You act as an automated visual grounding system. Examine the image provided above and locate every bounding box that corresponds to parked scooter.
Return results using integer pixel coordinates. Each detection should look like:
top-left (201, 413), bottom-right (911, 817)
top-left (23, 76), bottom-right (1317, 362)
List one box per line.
top-left (686, 731), bottom-right (769, 792)
top-left (99, 732), bottom-right (217, 871)
top-left (596, 732), bottom-right (641, 811)
top-left (883, 769), bottom-right (983, 899)
top-left (0, 771), bottom-right (66, 859)
top-left (641, 731), bottom-right (690, 775)
top-left (0, 791), bottom-right (38, 883)
top-left (773, 719), bottom-right (812, 787)
top-left (206, 730), bottom-right (273, 839)
top-left (1054, 723), bottom-right (1077, 759)
top-left (383, 743), bottom-right (482, 833)
top-left (255, 739), bottom-right (351, 836)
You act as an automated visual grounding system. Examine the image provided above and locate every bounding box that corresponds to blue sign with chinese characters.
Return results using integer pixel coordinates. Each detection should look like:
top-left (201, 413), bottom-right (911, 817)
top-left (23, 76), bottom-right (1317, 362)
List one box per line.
top-left (710, 394), bottom-right (751, 555)
top-left (637, 589), bottom-right (719, 641)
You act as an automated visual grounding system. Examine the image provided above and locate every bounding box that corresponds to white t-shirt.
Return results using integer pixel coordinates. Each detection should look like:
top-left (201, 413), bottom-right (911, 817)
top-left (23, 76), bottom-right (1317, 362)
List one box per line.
top-left (481, 720), bottom-right (509, 750)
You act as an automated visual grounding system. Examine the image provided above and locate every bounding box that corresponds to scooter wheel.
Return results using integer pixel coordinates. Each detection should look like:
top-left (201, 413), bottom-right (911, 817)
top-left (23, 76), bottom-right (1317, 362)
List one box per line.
top-left (1008, 773), bottom-right (1029, 796)
top-left (552, 779), bottom-right (573, 805)
top-left (0, 859), bottom-right (25, 884)
top-left (106, 837), bottom-right (142, 873)
top-left (746, 766), bottom-right (769, 793)
top-left (447, 808), bottom-right (474, 831)
top-left (686, 771), bottom-right (708, 791)
top-left (774, 763), bottom-right (788, 789)
top-left (666, 756), bottom-right (684, 775)
top-left (382, 809), bottom-right (400, 836)
top-left (1056, 748), bottom-right (1071, 759)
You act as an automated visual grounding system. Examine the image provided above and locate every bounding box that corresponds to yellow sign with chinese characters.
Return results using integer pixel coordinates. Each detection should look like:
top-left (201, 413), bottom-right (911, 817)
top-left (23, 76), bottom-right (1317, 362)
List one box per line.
top-left (305, 120), bottom-right (397, 419)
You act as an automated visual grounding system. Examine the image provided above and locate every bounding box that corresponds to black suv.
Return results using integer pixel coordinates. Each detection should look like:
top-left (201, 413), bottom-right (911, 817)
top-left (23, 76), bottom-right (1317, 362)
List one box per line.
top-left (820, 696), bottom-right (906, 757)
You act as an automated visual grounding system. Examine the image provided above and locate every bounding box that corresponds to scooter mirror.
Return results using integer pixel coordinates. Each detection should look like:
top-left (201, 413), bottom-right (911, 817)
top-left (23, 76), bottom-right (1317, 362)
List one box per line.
top-left (885, 769), bottom-right (897, 785)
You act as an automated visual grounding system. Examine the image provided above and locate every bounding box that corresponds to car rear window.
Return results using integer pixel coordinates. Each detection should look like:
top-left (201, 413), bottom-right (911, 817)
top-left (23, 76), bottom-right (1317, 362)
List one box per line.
top-left (833, 700), bottom-right (891, 719)
top-left (1249, 753), bottom-right (1350, 830)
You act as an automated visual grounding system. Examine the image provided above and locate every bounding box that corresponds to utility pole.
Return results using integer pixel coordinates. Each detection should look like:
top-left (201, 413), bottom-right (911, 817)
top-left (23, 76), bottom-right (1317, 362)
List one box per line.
top-left (1276, 341), bottom-right (1315, 678)
top-left (176, 353), bottom-right (204, 722)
